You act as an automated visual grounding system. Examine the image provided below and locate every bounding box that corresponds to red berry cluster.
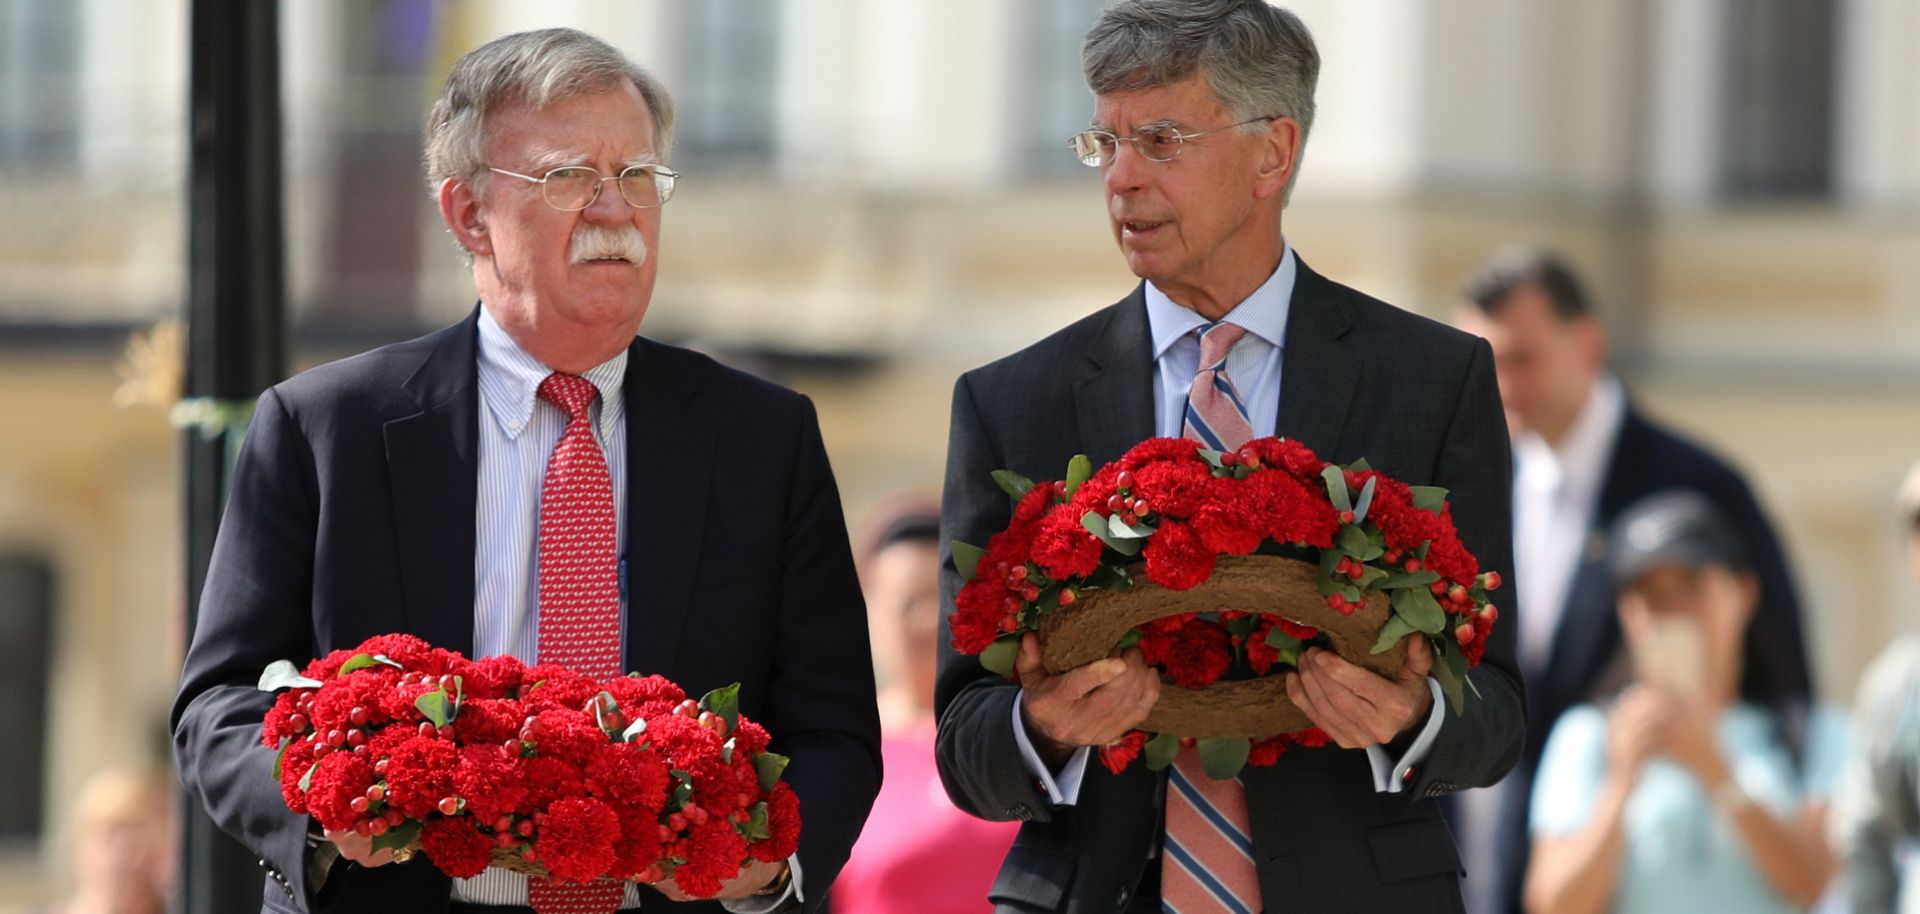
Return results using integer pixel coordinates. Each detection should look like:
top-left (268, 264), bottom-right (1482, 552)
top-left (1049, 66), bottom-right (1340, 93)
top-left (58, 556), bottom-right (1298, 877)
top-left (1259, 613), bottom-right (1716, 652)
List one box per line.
top-left (261, 635), bottom-right (800, 894)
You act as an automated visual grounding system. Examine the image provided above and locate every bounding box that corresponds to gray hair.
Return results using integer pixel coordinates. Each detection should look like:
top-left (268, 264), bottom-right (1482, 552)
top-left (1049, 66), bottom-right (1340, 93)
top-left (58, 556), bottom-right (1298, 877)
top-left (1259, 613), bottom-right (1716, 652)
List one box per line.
top-left (424, 28), bottom-right (676, 190)
top-left (1083, 0), bottom-right (1319, 200)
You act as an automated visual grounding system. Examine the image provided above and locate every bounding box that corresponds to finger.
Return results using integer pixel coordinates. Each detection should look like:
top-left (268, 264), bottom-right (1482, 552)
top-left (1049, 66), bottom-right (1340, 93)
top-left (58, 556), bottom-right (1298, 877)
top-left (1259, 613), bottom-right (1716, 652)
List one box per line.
top-left (1015, 632), bottom-right (1047, 689)
top-left (1401, 632), bottom-right (1434, 680)
top-left (1309, 648), bottom-right (1400, 706)
top-left (1305, 654), bottom-right (1398, 743)
top-left (1293, 666), bottom-right (1366, 748)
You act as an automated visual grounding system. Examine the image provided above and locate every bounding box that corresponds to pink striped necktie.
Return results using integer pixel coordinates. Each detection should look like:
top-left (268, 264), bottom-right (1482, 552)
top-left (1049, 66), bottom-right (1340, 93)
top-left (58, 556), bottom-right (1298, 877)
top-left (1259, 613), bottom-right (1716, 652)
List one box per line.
top-left (1182, 322), bottom-right (1256, 453)
top-left (1167, 324), bottom-right (1262, 914)
top-left (528, 372), bottom-right (627, 914)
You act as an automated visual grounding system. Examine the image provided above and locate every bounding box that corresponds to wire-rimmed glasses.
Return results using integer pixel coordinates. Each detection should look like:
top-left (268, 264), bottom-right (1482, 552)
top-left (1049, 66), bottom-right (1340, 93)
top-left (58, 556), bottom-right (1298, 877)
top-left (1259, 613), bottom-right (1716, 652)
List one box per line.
top-left (1068, 117), bottom-right (1276, 167)
top-left (485, 163), bottom-right (679, 210)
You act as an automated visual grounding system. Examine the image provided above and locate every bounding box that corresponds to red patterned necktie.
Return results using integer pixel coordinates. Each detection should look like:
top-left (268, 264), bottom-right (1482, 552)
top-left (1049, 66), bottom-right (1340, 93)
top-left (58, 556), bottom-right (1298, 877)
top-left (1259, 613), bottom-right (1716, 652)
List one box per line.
top-left (528, 372), bottom-right (627, 914)
top-left (1166, 323), bottom-right (1263, 914)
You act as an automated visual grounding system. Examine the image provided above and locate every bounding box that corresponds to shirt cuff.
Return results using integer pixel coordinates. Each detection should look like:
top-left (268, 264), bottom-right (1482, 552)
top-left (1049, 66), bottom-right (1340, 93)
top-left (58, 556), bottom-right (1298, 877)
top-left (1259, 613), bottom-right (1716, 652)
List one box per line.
top-left (1011, 692), bottom-right (1091, 806)
top-left (718, 854), bottom-right (803, 913)
top-left (1366, 678), bottom-right (1446, 794)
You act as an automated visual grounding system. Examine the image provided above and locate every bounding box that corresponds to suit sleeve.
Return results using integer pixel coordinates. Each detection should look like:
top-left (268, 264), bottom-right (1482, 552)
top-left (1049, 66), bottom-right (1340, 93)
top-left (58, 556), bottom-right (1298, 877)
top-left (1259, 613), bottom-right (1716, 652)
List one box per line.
top-left (1405, 337), bottom-right (1527, 799)
top-left (171, 387), bottom-right (324, 906)
top-left (933, 372), bottom-right (1057, 824)
top-left (765, 397), bottom-right (883, 911)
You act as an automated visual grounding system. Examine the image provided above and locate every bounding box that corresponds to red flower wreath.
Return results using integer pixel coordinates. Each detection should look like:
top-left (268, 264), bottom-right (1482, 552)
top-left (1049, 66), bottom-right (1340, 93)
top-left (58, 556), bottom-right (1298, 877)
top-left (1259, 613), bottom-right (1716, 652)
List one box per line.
top-left (950, 437), bottom-right (1502, 777)
top-left (257, 635), bottom-right (801, 894)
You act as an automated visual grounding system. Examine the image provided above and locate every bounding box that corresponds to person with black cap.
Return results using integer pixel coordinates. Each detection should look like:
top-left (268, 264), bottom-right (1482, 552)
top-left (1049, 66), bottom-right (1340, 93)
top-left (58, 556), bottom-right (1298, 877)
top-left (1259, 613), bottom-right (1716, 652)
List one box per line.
top-left (1829, 459), bottom-right (1920, 913)
top-left (1522, 490), bottom-right (1845, 914)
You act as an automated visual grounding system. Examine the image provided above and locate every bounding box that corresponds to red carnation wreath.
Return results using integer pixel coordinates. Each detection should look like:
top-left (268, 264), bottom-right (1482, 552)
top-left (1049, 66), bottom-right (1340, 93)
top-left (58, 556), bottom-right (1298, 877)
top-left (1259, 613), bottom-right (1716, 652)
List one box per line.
top-left (948, 437), bottom-right (1502, 778)
top-left (258, 635), bottom-right (800, 896)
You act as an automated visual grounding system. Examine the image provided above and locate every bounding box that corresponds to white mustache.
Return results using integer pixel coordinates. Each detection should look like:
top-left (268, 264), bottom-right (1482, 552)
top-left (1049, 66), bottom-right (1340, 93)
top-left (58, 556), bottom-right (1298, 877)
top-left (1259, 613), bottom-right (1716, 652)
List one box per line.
top-left (568, 224), bottom-right (649, 265)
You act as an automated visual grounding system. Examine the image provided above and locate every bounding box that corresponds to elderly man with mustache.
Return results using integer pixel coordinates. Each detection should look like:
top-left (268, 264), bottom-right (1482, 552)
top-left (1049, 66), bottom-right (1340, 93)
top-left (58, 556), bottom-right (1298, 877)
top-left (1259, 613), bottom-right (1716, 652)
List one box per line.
top-left (172, 28), bottom-right (880, 914)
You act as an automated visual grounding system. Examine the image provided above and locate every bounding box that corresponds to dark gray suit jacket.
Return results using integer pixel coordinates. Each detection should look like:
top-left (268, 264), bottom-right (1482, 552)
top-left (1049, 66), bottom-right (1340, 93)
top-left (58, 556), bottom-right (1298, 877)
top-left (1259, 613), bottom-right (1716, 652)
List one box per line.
top-left (933, 261), bottom-right (1525, 914)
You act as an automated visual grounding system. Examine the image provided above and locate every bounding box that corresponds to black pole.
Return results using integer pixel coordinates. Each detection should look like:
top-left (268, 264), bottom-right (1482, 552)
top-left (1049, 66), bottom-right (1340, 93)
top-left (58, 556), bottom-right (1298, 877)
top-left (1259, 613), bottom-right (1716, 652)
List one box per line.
top-left (180, 0), bottom-right (286, 912)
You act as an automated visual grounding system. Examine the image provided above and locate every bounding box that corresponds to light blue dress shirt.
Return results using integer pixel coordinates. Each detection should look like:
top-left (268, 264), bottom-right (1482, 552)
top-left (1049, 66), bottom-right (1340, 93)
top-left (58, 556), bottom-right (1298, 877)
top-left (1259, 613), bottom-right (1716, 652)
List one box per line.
top-left (1013, 244), bottom-right (1446, 804)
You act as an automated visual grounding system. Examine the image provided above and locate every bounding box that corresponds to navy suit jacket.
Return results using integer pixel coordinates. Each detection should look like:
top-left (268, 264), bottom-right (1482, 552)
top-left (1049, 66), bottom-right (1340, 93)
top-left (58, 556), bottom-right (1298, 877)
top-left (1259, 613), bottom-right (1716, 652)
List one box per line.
top-left (172, 311), bottom-right (882, 913)
top-left (1462, 401), bottom-right (1813, 914)
top-left (934, 261), bottom-right (1526, 914)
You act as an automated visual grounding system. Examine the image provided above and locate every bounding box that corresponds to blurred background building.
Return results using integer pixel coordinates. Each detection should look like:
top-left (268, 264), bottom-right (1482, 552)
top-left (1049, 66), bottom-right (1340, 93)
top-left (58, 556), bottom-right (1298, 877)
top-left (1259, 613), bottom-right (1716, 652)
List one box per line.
top-left (2, 0), bottom-right (1918, 906)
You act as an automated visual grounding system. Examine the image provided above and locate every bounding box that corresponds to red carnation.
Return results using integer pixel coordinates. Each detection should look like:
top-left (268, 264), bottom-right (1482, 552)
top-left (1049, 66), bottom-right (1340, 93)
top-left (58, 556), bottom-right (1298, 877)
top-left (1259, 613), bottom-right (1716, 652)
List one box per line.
top-left (535, 796), bottom-right (622, 883)
top-left (1130, 458), bottom-right (1216, 519)
top-left (528, 709), bottom-right (611, 766)
top-left (277, 738), bottom-right (320, 815)
top-left (602, 674), bottom-right (686, 710)
top-left (304, 750), bottom-right (377, 832)
top-left (519, 666), bottom-right (600, 715)
top-left (671, 816), bottom-right (750, 898)
top-left (382, 736), bottom-right (458, 819)
top-left (1247, 735), bottom-right (1291, 767)
top-left (1030, 506), bottom-right (1103, 580)
top-left (758, 781), bottom-right (802, 862)
top-left (586, 742), bottom-right (672, 818)
top-left (453, 744), bottom-right (529, 824)
top-left (1119, 438), bottom-right (1204, 469)
top-left (1158, 617), bottom-right (1233, 689)
top-left (523, 755), bottom-right (590, 810)
top-left (1142, 521), bottom-right (1216, 591)
top-left (420, 817), bottom-right (493, 878)
top-left (1097, 730), bottom-right (1148, 774)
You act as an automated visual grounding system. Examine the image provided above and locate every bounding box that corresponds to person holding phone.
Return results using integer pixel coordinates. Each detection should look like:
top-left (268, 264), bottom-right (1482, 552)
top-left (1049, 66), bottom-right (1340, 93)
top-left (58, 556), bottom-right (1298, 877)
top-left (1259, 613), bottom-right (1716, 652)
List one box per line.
top-left (1523, 490), bottom-right (1845, 914)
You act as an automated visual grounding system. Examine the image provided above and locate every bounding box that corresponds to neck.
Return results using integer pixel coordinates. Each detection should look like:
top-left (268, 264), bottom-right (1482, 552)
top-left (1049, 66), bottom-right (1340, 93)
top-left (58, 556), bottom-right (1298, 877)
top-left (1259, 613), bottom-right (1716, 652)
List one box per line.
top-left (1156, 236), bottom-right (1285, 321)
top-left (1537, 380), bottom-right (1597, 450)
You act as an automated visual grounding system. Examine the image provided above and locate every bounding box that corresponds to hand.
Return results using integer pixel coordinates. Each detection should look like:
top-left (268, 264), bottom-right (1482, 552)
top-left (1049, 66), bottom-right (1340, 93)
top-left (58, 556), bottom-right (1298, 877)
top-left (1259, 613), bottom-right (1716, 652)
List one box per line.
top-left (1015, 632), bottom-right (1160, 766)
top-left (1606, 685), bottom-right (1673, 783)
top-left (323, 827), bottom-right (396, 868)
top-left (1284, 636), bottom-right (1434, 749)
top-left (1649, 686), bottom-right (1729, 785)
top-left (654, 857), bottom-right (789, 901)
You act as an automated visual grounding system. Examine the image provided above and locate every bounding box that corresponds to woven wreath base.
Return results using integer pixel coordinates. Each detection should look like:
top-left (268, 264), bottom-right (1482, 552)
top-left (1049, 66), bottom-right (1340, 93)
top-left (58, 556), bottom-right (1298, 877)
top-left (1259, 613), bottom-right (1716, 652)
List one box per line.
top-left (1035, 554), bottom-right (1406, 739)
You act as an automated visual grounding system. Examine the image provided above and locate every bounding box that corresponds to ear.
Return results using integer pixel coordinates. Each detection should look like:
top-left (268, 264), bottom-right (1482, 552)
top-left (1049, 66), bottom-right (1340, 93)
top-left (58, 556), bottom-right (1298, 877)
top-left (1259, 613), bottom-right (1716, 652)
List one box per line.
top-left (438, 176), bottom-right (492, 259)
top-left (1252, 116), bottom-right (1302, 201)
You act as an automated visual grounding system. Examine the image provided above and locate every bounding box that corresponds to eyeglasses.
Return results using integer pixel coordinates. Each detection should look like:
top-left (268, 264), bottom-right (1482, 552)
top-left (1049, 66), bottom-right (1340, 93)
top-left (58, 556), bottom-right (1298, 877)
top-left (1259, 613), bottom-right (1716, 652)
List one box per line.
top-left (485, 163), bottom-right (679, 210)
top-left (1068, 117), bottom-right (1277, 167)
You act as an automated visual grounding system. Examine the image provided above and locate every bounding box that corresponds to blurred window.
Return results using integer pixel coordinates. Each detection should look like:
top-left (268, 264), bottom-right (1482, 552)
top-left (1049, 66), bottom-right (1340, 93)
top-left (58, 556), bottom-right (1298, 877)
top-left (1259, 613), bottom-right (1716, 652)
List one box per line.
top-left (677, 0), bottom-right (779, 167)
top-left (1719, 0), bottom-right (1836, 199)
top-left (0, 0), bottom-right (81, 168)
top-left (1017, 0), bottom-right (1107, 176)
top-left (0, 555), bottom-right (53, 841)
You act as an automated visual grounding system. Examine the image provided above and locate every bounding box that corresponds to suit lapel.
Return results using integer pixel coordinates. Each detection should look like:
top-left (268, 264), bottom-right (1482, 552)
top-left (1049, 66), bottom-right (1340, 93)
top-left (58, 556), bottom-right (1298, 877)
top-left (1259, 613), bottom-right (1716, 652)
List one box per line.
top-left (620, 339), bottom-right (714, 679)
top-left (1074, 287), bottom-right (1158, 465)
top-left (384, 312), bottom-right (482, 657)
top-left (1276, 260), bottom-right (1360, 458)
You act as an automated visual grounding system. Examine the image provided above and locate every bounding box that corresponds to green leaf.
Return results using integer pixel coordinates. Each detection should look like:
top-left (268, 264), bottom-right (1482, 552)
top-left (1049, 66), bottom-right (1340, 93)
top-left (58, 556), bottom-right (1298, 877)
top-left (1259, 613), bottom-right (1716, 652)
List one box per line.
top-left (754, 751), bottom-right (791, 792)
top-left (952, 541), bottom-right (986, 582)
top-left (1340, 584), bottom-right (1361, 603)
top-left (1115, 629), bottom-right (1143, 651)
top-left (1409, 485), bottom-right (1449, 514)
top-left (1352, 476), bottom-right (1378, 525)
top-left (1321, 466), bottom-right (1353, 514)
top-left (743, 802), bottom-right (772, 841)
top-left (1336, 525), bottom-right (1371, 557)
top-left (979, 638), bottom-right (1020, 677)
top-left (1317, 548), bottom-right (1344, 596)
top-left (1106, 514), bottom-right (1156, 540)
top-left (992, 470), bottom-right (1036, 501)
top-left (1144, 732), bottom-right (1181, 771)
top-left (1081, 510), bottom-right (1144, 557)
top-left (1354, 566), bottom-right (1392, 589)
top-left (373, 821), bottom-right (420, 854)
top-left (1431, 642), bottom-right (1469, 714)
top-left (272, 739), bottom-right (292, 780)
top-left (1197, 737), bottom-right (1252, 780)
top-left (257, 660), bottom-right (322, 692)
top-left (1348, 457), bottom-right (1373, 472)
top-left (415, 688), bottom-right (451, 729)
top-left (1064, 455), bottom-right (1093, 497)
top-left (592, 691), bottom-right (621, 735)
top-left (623, 717), bottom-right (649, 742)
top-left (338, 653), bottom-right (381, 676)
top-left (699, 683), bottom-right (742, 735)
top-left (1379, 569), bottom-right (1441, 590)
top-left (1371, 615), bottom-right (1419, 654)
top-left (1088, 563), bottom-right (1134, 592)
top-left (1392, 586), bottom-right (1448, 634)
top-left (722, 737), bottom-right (736, 765)
top-left (670, 775), bottom-right (694, 810)
top-left (1197, 449), bottom-right (1226, 469)
top-left (297, 761), bottom-right (319, 794)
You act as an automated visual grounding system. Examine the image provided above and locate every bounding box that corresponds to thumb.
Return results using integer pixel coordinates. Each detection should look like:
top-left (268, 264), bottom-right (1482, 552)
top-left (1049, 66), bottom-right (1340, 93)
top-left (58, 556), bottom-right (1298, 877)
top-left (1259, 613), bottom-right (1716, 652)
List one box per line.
top-left (1015, 631), bottom-right (1048, 689)
top-left (1402, 632), bottom-right (1434, 680)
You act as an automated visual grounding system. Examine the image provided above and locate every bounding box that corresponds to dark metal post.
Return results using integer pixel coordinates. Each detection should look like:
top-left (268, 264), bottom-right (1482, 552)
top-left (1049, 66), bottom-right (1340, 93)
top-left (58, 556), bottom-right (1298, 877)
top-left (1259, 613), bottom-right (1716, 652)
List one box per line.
top-left (181, 0), bottom-right (287, 911)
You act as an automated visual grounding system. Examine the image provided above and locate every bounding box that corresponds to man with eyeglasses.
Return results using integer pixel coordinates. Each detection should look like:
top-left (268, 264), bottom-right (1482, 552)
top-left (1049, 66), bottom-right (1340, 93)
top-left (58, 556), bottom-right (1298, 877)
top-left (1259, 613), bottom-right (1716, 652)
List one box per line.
top-left (173, 28), bottom-right (880, 914)
top-left (935, 2), bottom-right (1524, 911)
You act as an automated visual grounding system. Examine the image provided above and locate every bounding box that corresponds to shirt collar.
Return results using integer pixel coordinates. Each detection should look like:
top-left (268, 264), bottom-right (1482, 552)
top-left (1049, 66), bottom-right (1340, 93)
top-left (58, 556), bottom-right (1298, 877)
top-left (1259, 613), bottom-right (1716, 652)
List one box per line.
top-left (1515, 372), bottom-right (1625, 497)
top-left (476, 305), bottom-right (628, 442)
top-left (1145, 243), bottom-right (1296, 359)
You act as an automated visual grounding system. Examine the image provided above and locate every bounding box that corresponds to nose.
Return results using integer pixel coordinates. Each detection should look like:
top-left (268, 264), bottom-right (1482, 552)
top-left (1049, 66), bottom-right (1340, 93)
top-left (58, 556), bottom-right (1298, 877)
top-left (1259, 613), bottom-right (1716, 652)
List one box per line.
top-left (1102, 142), bottom-right (1148, 197)
top-left (580, 175), bottom-right (629, 224)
